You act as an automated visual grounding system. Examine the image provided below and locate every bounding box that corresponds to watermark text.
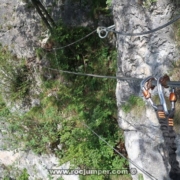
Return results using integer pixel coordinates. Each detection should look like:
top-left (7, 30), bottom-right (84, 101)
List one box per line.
top-left (48, 168), bottom-right (137, 175)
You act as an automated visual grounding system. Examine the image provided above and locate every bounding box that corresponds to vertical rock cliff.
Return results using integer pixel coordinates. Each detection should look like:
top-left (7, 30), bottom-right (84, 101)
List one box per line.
top-left (113, 0), bottom-right (180, 180)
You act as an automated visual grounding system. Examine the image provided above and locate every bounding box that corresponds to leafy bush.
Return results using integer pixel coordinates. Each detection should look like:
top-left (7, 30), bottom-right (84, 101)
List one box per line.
top-left (122, 95), bottom-right (145, 114)
top-left (106, 0), bottom-right (112, 6)
top-left (17, 168), bottom-right (29, 180)
top-left (0, 94), bottom-right (10, 117)
top-left (0, 23), bottom-right (130, 180)
top-left (142, 0), bottom-right (157, 8)
top-left (174, 19), bottom-right (180, 46)
top-left (50, 24), bottom-right (129, 179)
top-left (138, 173), bottom-right (144, 180)
top-left (0, 45), bottom-right (31, 101)
top-left (1, 168), bottom-right (29, 180)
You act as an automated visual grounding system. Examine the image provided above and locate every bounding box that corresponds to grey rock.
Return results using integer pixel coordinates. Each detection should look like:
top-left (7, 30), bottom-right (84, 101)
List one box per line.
top-left (113, 0), bottom-right (179, 179)
top-left (0, 149), bottom-right (79, 180)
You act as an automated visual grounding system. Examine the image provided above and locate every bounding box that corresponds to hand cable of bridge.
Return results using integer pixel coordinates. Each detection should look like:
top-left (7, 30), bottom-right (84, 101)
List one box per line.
top-left (52, 30), bottom-right (97, 50)
top-left (98, 13), bottom-right (180, 37)
top-left (45, 66), bottom-right (180, 87)
top-left (83, 122), bottom-right (158, 180)
top-left (46, 67), bottom-right (142, 81)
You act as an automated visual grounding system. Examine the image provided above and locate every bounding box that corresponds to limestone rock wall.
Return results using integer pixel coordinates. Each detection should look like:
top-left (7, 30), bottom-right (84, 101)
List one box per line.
top-left (0, 0), bottom-right (94, 114)
top-left (113, 0), bottom-right (179, 179)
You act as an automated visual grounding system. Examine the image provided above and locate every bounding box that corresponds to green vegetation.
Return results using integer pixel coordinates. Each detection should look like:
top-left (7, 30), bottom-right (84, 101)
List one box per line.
top-left (1, 167), bottom-right (29, 180)
top-left (16, 168), bottom-right (29, 180)
top-left (121, 95), bottom-right (145, 116)
top-left (138, 173), bottom-right (144, 180)
top-left (174, 19), bottom-right (180, 46)
top-left (172, 0), bottom-right (180, 6)
top-left (106, 0), bottom-right (112, 7)
top-left (0, 23), bottom-right (131, 180)
top-left (0, 94), bottom-right (10, 117)
top-left (0, 45), bottom-right (31, 101)
top-left (21, 0), bottom-right (34, 8)
top-left (169, 60), bottom-right (180, 80)
top-left (78, 0), bottom-right (112, 14)
top-left (142, 0), bottom-right (157, 8)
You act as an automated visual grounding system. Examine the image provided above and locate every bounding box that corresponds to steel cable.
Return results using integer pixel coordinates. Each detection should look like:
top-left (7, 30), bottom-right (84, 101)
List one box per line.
top-left (46, 67), bottom-right (141, 81)
top-left (106, 14), bottom-right (180, 36)
top-left (83, 122), bottom-right (158, 180)
top-left (52, 30), bottom-right (97, 50)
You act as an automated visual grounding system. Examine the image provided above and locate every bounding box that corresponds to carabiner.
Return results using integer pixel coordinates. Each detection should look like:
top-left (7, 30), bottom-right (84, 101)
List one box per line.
top-left (169, 88), bottom-right (176, 110)
top-left (142, 75), bottom-right (176, 114)
top-left (97, 25), bottom-right (115, 39)
top-left (157, 77), bottom-right (169, 115)
top-left (140, 76), bottom-right (157, 110)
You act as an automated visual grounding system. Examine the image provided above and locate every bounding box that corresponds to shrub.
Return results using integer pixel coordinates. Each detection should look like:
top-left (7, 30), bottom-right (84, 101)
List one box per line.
top-left (0, 24), bottom-right (130, 180)
top-left (0, 45), bottom-right (31, 101)
top-left (121, 95), bottom-right (145, 115)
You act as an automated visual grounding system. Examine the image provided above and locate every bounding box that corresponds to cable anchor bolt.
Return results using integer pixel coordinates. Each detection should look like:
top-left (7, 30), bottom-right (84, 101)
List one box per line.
top-left (97, 25), bottom-right (115, 39)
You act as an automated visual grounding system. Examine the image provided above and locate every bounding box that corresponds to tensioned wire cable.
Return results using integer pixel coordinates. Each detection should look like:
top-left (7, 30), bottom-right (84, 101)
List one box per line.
top-left (50, 49), bottom-right (142, 81)
top-left (46, 67), bottom-right (141, 81)
top-left (52, 51), bottom-right (158, 180)
top-left (42, 13), bottom-right (180, 179)
top-left (1, 109), bottom-right (156, 178)
top-left (44, 66), bottom-right (180, 87)
top-left (51, 37), bottom-right (179, 178)
top-left (50, 47), bottom-right (180, 179)
top-left (52, 30), bottom-right (97, 50)
top-left (82, 121), bottom-right (158, 180)
top-left (47, 62), bottom-right (162, 141)
top-left (38, 13), bottom-right (180, 51)
top-left (118, 116), bottom-right (161, 141)
top-left (49, 54), bottom-right (165, 142)
top-left (46, 40), bottom-right (180, 88)
top-left (106, 14), bottom-right (180, 36)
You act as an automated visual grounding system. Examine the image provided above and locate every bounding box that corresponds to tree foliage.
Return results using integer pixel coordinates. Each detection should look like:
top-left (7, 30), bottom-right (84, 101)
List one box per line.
top-left (0, 23), bottom-right (130, 179)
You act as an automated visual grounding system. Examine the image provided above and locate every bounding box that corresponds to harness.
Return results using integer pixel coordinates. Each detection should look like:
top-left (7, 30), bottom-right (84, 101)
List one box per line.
top-left (141, 75), bottom-right (180, 180)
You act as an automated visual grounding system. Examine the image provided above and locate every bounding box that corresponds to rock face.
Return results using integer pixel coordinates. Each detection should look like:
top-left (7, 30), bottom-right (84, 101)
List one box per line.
top-left (113, 0), bottom-right (180, 179)
top-left (0, 0), bottom-right (41, 58)
top-left (0, 0), bottom-right (93, 58)
top-left (0, 150), bottom-right (79, 180)
top-left (0, 120), bottom-right (79, 180)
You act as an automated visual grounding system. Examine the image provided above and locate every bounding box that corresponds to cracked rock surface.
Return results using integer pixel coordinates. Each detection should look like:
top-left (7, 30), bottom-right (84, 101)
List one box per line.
top-left (113, 0), bottom-right (180, 179)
